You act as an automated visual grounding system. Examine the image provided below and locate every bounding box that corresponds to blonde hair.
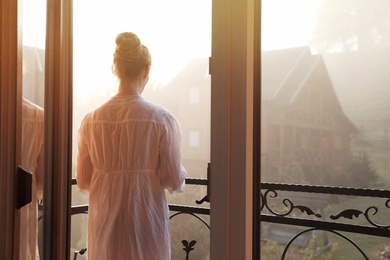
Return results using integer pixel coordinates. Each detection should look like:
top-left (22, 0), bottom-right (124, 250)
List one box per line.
top-left (112, 32), bottom-right (151, 81)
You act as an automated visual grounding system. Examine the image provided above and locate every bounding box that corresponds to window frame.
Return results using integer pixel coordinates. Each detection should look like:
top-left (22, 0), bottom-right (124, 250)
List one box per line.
top-left (1, 0), bottom-right (261, 258)
top-left (41, 0), bottom-right (73, 258)
top-left (0, 0), bottom-right (22, 257)
top-left (210, 0), bottom-right (258, 259)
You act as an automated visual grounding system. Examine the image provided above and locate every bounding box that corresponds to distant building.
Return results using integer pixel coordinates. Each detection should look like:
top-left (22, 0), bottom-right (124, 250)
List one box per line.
top-left (148, 58), bottom-right (211, 177)
top-left (161, 47), bottom-right (358, 179)
top-left (262, 47), bottom-right (358, 177)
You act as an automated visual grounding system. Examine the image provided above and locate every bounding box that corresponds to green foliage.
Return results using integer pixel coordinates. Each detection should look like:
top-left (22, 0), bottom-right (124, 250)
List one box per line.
top-left (344, 155), bottom-right (378, 187)
top-left (310, 0), bottom-right (390, 52)
top-left (301, 236), bottom-right (337, 260)
top-left (373, 243), bottom-right (390, 260)
top-left (260, 241), bottom-right (285, 260)
top-left (297, 153), bottom-right (378, 188)
top-left (263, 153), bottom-right (306, 184)
top-left (260, 237), bottom-right (338, 260)
top-left (302, 162), bottom-right (338, 186)
top-left (263, 152), bottom-right (379, 188)
top-left (280, 154), bottom-right (307, 184)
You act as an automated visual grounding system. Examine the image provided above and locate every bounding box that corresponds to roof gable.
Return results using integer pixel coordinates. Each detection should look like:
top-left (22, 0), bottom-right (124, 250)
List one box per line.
top-left (262, 46), bottom-right (357, 132)
top-left (167, 58), bottom-right (209, 87)
top-left (262, 46), bottom-right (344, 111)
top-left (262, 46), bottom-right (311, 101)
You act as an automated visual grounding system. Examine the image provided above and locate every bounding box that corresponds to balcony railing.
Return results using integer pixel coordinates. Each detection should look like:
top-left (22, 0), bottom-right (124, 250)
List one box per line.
top-left (261, 182), bottom-right (390, 259)
top-left (70, 177), bottom-right (210, 260)
top-left (69, 178), bottom-right (390, 259)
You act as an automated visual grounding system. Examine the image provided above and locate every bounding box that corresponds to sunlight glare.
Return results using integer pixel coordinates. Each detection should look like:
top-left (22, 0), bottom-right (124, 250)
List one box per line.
top-left (262, 0), bottom-right (322, 51)
top-left (73, 0), bottom-right (211, 99)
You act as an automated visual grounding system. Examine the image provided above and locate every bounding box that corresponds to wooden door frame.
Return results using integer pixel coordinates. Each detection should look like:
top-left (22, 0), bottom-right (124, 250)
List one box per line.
top-left (0, 0), bottom-right (22, 258)
top-left (210, 0), bottom-right (257, 259)
top-left (0, 0), bottom-right (73, 258)
top-left (2, 0), bottom-right (261, 258)
top-left (42, 0), bottom-right (73, 259)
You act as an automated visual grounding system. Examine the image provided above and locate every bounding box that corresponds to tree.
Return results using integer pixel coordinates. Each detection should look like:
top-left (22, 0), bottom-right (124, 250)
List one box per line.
top-left (310, 0), bottom-right (390, 53)
top-left (345, 154), bottom-right (378, 187)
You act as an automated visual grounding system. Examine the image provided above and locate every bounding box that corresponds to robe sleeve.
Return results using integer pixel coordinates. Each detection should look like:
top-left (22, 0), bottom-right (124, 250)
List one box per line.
top-left (76, 121), bottom-right (93, 195)
top-left (158, 112), bottom-right (186, 193)
top-left (35, 145), bottom-right (44, 201)
top-left (34, 111), bottom-right (44, 201)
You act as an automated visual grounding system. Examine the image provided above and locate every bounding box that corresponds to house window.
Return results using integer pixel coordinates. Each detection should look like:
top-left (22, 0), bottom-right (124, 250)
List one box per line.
top-left (284, 126), bottom-right (294, 150)
top-left (310, 129), bottom-right (320, 150)
top-left (321, 131), bottom-right (331, 150)
top-left (296, 128), bottom-right (309, 150)
top-left (334, 135), bottom-right (343, 150)
top-left (188, 130), bottom-right (200, 147)
top-left (300, 88), bottom-right (310, 109)
top-left (188, 87), bottom-right (200, 104)
top-left (309, 88), bottom-right (321, 111)
top-left (270, 125), bottom-right (280, 148)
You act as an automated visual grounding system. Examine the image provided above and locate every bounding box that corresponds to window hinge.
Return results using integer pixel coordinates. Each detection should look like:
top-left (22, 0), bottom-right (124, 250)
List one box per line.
top-left (16, 166), bottom-right (32, 209)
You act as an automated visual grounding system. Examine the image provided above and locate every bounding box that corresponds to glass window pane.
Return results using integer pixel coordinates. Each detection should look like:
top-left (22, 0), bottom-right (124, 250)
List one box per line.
top-left (21, 0), bottom-right (46, 258)
top-left (72, 1), bottom-right (211, 259)
top-left (261, 0), bottom-right (390, 258)
top-left (262, 0), bottom-right (390, 188)
top-left (189, 88), bottom-right (200, 104)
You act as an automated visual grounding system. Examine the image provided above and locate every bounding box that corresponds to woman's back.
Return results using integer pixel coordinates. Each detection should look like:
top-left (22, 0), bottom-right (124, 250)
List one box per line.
top-left (77, 95), bottom-right (186, 259)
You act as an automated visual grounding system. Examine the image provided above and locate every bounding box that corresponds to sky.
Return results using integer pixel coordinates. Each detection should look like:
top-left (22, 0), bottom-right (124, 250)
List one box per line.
top-left (261, 0), bottom-right (322, 50)
top-left (72, 0), bottom-right (213, 98)
top-left (22, 0), bottom-right (323, 98)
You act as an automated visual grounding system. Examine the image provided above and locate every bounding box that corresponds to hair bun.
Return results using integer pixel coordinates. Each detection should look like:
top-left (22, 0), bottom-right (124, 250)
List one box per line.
top-left (115, 32), bottom-right (143, 61)
top-left (112, 32), bottom-right (151, 80)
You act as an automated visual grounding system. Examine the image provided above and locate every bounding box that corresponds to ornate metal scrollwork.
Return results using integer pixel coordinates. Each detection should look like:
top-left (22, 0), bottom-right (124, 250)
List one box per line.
top-left (73, 248), bottom-right (87, 260)
top-left (330, 198), bottom-right (390, 228)
top-left (262, 189), bottom-right (322, 218)
top-left (330, 209), bottom-right (362, 220)
top-left (261, 183), bottom-right (390, 259)
top-left (170, 211), bottom-right (210, 260)
top-left (260, 192), bottom-right (265, 211)
top-left (182, 240), bottom-right (197, 260)
top-left (196, 195), bottom-right (210, 205)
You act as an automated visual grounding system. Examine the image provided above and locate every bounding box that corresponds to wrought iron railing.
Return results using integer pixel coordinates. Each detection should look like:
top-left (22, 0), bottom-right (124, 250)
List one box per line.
top-left (70, 177), bottom-right (210, 260)
top-left (260, 182), bottom-right (390, 259)
top-left (69, 179), bottom-right (389, 259)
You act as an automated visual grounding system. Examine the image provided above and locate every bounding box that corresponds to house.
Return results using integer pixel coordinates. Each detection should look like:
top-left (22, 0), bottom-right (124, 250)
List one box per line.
top-left (157, 47), bottom-right (358, 181)
top-left (261, 47), bottom-right (358, 180)
top-left (145, 58), bottom-right (211, 178)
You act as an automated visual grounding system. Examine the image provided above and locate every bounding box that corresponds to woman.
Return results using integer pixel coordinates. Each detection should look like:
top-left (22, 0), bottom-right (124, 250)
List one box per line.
top-left (76, 32), bottom-right (186, 259)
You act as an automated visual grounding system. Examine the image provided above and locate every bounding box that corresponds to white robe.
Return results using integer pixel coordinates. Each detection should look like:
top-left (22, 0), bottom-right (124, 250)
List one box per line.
top-left (76, 95), bottom-right (186, 260)
top-left (20, 98), bottom-right (44, 260)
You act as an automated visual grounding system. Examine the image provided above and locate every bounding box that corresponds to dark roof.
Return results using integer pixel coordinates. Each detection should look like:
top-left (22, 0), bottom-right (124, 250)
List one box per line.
top-left (262, 46), bottom-right (358, 133)
top-left (167, 58), bottom-right (209, 86)
top-left (262, 46), bottom-right (311, 101)
top-left (262, 46), bottom-right (345, 110)
top-left (164, 47), bottom-right (358, 133)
